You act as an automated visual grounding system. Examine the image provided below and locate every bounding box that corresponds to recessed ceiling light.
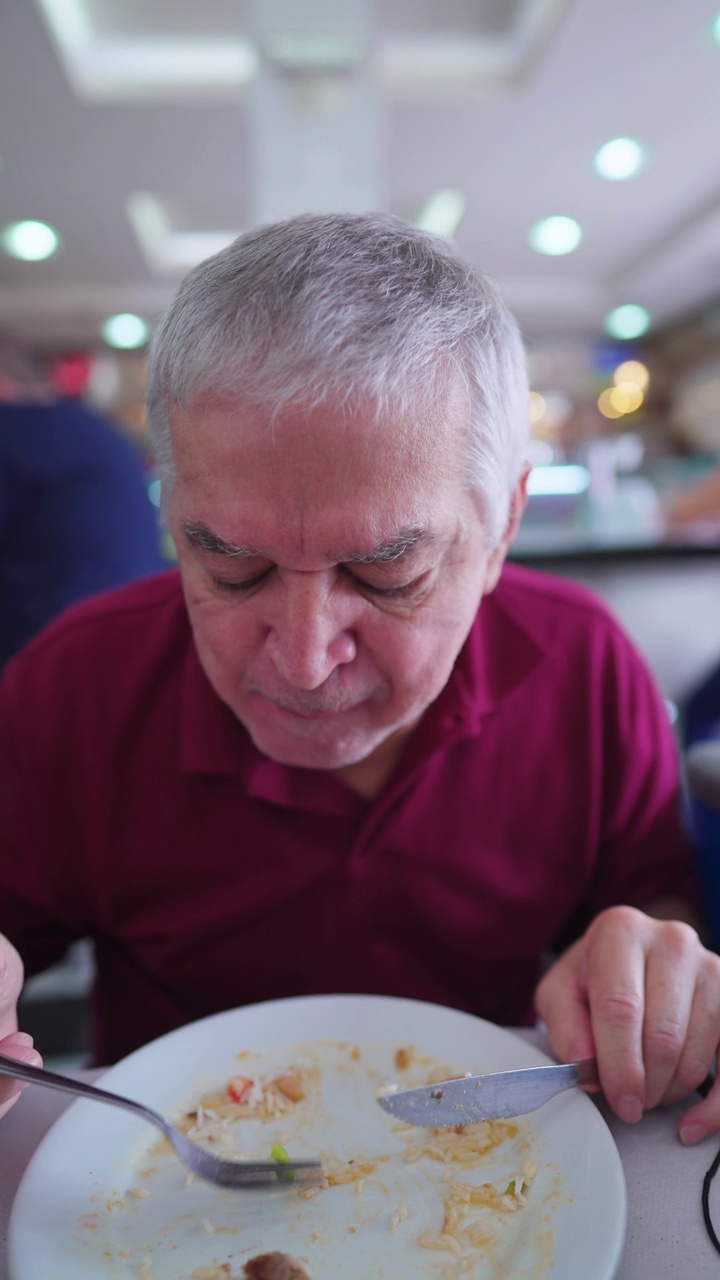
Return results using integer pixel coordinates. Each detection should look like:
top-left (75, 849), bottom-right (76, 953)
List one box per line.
top-left (528, 216), bottom-right (583, 256)
top-left (102, 313), bottom-right (149, 349)
top-left (605, 304), bottom-right (650, 340)
top-left (2, 219), bottom-right (61, 261)
top-left (414, 189), bottom-right (467, 239)
top-left (593, 137), bottom-right (646, 181)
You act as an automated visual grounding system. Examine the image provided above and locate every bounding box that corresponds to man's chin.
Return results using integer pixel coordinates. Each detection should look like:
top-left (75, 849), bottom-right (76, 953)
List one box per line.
top-left (238, 706), bottom-right (382, 771)
top-left (236, 693), bottom-right (387, 770)
top-left (247, 726), bottom-right (377, 771)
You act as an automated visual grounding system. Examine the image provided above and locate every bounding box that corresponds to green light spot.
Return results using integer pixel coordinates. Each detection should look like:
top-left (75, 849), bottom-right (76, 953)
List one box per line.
top-left (2, 219), bottom-right (60, 261)
top-left (528, 216), bottom-right (583, 256)
top-left (605, 304), bottom-right (651, 340)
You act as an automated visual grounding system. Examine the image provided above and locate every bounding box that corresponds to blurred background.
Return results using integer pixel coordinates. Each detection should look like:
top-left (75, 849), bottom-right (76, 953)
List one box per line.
top-left (4, 0), bottom-right (720, 1056)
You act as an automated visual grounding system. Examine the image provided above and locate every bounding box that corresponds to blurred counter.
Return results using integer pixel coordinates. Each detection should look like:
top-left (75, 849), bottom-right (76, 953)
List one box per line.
top-left (513, 463), bottom-right (720, 562)
top-left (511, 465), bottom-right (720, 706)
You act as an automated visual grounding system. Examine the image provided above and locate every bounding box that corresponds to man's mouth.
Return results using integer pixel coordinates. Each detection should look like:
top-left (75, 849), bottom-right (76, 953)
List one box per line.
top-left (277, 705), bottom-right (343, 720)
top-left (250, 689), bottom-right (365, 718)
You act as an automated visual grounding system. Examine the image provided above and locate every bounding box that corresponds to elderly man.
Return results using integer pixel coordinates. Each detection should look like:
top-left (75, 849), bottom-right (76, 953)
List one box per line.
top-left (1, 213), bottom-right (718, 1145)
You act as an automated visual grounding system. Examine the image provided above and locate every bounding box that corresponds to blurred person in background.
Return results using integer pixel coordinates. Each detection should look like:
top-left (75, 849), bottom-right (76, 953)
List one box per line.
top-left (0, 337), bottom-right (166, 668)
top-left (665, 465), bottom-right (720, 534)
top-left (663, 464), bottom-right (720, 745)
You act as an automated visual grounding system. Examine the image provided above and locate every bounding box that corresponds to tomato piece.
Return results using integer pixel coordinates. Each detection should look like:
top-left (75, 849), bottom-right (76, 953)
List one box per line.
top-left (227, 1075), bottom-right (254, 1104)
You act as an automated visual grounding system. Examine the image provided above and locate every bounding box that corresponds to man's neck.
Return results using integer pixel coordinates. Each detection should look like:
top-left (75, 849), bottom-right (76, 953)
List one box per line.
top-left (333, 724), bottom-right (417, 801)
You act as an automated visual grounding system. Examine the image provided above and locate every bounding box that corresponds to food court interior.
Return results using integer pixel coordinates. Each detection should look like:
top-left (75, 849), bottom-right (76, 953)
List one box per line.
top-left (3, 0), bottom-right (720, 1064)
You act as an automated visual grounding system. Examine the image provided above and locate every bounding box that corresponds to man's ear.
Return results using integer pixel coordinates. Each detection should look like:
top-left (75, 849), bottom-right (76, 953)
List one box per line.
top-left (483, 467), bottom-right (530, 594)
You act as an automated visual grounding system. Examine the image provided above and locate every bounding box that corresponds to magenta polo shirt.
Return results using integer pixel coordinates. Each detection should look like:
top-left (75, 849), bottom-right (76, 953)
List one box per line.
top-left (0, 565), bottom-right (694, 1064)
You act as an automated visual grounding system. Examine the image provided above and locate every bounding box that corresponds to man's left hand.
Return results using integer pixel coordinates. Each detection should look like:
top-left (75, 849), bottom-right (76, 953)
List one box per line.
top-left (535, 905), bottom-right (720, 1143)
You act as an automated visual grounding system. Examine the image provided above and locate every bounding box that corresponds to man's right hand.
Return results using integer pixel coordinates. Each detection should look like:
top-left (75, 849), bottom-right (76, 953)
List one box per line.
top-left (0, 933), bottom-right (42, 1119)
top-left (0, 1031), bottom-right (42, 1118)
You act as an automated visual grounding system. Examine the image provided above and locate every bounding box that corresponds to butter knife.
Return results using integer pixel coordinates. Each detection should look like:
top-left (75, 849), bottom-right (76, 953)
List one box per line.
top-left (376, 1058), bottom-right (599, 1128)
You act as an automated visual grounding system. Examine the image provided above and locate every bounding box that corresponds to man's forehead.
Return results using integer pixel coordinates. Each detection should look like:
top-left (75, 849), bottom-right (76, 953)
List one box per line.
top-left (174, 386), bottom-right (466, 459)
top-left (170, 390), bottom-right (473, 550)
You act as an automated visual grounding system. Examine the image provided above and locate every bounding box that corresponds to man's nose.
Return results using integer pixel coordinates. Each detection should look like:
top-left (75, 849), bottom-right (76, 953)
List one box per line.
top-left (264, 573), bottom-right (357, 690)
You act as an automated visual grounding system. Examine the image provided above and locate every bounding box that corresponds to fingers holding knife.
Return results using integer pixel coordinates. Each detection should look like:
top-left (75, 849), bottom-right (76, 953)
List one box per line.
top-left (535, 905), bottom-right (720, 1141)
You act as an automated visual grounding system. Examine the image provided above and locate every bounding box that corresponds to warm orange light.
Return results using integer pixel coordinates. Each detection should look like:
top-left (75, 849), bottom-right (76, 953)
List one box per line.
top-left (610, 383), bottom-right (644, 414)
top-left (529, 391), bottom-right (547, 423)
top-left (598, 388), bottom-right (624, 419)
top-left (613, 360), bottom-right (649, 392)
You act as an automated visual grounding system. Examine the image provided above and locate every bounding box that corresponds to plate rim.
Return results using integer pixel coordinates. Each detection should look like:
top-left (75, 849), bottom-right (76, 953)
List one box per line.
top-left (8, 993), bottom-right (627, 1280)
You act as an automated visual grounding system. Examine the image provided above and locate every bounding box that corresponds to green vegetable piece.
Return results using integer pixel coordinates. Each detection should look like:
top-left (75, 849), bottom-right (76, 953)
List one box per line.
top-left (270, 1141), bottom-right (294, 1180)
top-left (504, 1180), bottom-right (516, 1196)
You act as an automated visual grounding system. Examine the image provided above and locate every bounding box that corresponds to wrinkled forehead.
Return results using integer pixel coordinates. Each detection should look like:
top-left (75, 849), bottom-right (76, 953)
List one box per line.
top-left (166, 392), bottom-right (481, 563)
top-left (170, 380), bottom-right (471, 495)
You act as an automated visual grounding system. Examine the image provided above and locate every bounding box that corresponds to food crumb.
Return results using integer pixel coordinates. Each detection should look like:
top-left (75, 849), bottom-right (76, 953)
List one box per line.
top-left (394, 1047), bottom-right (413, 1070)
top-left (128, 1185), bottom-right (151, 1200)
top-left (201, 1217), bottom-right (216, 1234)
top-left (390, 1205), bottom-right (408, 1229)
top-left (191, 1264), bottom-right (232, 1279)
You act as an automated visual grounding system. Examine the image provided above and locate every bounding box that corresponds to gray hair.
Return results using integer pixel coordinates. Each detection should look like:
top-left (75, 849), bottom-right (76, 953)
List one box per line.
top-left (147, 211), bottom-right (529, 546)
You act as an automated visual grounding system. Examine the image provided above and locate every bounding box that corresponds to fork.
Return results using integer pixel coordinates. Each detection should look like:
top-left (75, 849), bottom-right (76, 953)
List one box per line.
top-left (0, 1052), bottom-right (323, 1188)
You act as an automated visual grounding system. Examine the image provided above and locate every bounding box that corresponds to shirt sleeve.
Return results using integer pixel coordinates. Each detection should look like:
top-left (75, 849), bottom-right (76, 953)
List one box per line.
top-left (0, 653), bottom-right (86, 976)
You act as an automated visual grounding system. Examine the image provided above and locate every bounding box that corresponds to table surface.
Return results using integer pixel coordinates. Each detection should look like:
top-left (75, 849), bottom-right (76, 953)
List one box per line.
top-left (2, 1027), bottom-right (720, 1279)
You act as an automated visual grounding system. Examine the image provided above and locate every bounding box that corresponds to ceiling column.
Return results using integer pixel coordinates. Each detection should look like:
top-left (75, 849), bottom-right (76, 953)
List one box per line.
top-left (246, 0), bottom-right (384, 224)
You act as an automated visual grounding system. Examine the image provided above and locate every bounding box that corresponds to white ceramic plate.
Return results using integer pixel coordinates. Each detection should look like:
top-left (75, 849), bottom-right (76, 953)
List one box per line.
top-left (8, 995), bottom-right (626, 1280)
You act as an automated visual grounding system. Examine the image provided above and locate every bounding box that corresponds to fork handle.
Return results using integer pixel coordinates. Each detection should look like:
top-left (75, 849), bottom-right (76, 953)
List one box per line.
top-left (0, 1053), bottom-right (163, 1132)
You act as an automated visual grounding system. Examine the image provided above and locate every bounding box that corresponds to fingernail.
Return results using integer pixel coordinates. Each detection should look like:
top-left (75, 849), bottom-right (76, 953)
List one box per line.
top-left (4, 1032), bottom-right (34, 1048)
top-left (617, 1094), bottom-right (643, 1124)
top-left (680, 1123), bottom-right (706, 1146)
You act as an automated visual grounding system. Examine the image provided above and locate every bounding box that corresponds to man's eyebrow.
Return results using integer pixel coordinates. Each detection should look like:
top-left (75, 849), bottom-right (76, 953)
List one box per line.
top-left (181, 521), bottom-right (435, 564)
top-left (340, 528), bottom-right (435, 564)
top-left (181, 523), bottom-right (258, 559)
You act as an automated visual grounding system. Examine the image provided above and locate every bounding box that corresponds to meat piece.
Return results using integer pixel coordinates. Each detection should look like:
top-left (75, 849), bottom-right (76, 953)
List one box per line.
top-left (242, 1251), bottom-right (311, 1279)
top-left (273, 1070), bottom-right (305, 1102)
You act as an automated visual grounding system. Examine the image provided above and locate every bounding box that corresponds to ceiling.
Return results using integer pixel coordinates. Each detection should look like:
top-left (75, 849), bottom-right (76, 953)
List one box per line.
top-left (3, 0), bottom-right (720, 394)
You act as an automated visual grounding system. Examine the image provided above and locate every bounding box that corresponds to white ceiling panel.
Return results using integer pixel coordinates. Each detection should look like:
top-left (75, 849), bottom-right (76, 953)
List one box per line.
top-left (1, 0), bottom-right (720, 359)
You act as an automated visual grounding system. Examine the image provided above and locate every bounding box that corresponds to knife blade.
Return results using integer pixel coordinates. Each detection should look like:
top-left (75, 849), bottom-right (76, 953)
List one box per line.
top-left (376, 1058), bottom-right (599, 1128)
